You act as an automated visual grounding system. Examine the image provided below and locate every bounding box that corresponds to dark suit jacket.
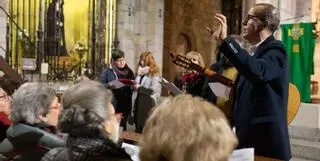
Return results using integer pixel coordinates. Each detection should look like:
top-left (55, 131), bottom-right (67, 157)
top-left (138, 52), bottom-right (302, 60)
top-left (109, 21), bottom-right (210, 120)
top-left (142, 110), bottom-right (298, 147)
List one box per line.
top-left (219, 35), bottom-right (291, 160)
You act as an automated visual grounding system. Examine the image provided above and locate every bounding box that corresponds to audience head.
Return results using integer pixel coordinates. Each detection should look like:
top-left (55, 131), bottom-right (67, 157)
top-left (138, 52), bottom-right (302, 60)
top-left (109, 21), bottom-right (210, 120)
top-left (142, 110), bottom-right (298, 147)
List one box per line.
top-left (111, 49), bottom-right (126, 69)
top-left (58, 80), bottom-right (120, 142)
top-left (138, 51), bottom-right (160, 76)
top-left (10, 82), bottom-right (60, 126)
top-left (139, 94), bottom-right (238, 161)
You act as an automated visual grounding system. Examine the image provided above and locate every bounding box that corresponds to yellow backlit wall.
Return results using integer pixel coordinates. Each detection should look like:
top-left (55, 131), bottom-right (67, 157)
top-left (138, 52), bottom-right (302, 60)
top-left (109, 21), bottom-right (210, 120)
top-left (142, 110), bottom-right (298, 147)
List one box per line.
top-left (8, 0), bottom-right (116, 71)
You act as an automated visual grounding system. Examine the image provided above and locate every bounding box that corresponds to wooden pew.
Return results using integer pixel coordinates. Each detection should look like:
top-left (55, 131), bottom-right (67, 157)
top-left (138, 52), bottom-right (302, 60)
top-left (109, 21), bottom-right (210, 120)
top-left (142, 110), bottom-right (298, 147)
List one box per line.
top-left (120, 131), bottom-right (141, 144)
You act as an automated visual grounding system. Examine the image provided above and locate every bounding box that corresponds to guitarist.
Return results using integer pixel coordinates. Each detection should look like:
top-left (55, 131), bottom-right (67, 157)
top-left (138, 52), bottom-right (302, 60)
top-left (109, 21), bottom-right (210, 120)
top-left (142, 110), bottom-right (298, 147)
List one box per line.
top-left (213, 3), bottom-right (291, 161)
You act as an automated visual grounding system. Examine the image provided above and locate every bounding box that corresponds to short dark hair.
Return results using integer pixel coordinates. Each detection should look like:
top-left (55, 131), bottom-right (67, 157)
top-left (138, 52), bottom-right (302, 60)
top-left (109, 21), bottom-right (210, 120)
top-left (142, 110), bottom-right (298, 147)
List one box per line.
top-left (253, 3), bottom-right (280, 33)
top-left (111, 49), bottom-right (125, 61)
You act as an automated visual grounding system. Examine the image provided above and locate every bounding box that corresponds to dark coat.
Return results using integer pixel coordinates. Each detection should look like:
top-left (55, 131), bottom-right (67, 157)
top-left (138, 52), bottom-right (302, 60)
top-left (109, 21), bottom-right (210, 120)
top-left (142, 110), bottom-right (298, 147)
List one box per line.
top-left (100, 65), bottom-right (135, 129)
top-left (0, 123), bottom-right (65, 161)
top-left (41, 136), bottom-right (132, 161)
top-left (219, 35), bottom-right (291, 160)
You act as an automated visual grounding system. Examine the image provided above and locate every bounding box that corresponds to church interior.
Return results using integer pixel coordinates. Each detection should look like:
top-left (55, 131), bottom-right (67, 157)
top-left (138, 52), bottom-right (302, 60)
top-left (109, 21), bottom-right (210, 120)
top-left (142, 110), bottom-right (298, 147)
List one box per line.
top-left (0, 0), bottom-right (320, 160)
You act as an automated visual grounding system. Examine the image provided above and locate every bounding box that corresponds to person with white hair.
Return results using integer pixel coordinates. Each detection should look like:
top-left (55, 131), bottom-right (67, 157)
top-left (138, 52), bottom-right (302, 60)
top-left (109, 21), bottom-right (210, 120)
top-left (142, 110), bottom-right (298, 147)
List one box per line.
top-left (0, 82), bottom-right (64, 161)
top-left (42, 80), bottom-right (132, 161)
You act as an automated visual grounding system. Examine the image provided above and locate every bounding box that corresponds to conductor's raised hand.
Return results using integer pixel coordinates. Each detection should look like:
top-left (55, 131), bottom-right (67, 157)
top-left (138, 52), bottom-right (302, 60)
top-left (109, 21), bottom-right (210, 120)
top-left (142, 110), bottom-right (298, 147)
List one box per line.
top-left (213, 14), bottom-right (228, 44)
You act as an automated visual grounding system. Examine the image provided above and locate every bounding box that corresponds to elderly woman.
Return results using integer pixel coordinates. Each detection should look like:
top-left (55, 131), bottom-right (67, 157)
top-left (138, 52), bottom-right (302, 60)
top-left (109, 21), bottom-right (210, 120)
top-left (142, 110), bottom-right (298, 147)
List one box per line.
top-left (0, 82), bottom-right (64, 161)
top-left (42, 80), bottom-right (132, 161)
top-left (139, 94), bottom-right (238, 161)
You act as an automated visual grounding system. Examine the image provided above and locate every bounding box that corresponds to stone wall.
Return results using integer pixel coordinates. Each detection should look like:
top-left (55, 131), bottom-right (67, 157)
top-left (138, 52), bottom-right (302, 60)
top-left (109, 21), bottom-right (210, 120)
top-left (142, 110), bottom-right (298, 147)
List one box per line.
top-left (311, 0), bottom-right (320, 99)
top-left (0, 0), bottom-right (7, 58)
top-left (116, 0), bottom-right (164, 73)
top-left (162, 0), bottom-right (222, 86)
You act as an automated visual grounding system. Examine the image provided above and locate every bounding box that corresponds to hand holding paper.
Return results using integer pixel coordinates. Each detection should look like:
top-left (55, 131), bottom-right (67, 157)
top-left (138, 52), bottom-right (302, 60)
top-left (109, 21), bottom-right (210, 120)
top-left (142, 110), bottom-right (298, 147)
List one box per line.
top-left (108, 79), bottom-right (136, 89)
top-left (108, 80), bottom-right (125, 89)
top-left (118, 79), bottom-right (136, 85)
top-left (228, 148), bottom-right (254, 161)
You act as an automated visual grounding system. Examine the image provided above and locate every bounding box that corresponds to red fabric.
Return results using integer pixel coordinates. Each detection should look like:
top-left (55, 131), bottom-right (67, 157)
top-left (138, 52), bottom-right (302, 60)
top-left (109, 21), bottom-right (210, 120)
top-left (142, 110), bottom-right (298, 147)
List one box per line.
top-left (181, 72), bottom-right (200, 84)
top-left (0, 112), bottom-right (11, 125)
top-left (118, 79), bottom-right (136, 85)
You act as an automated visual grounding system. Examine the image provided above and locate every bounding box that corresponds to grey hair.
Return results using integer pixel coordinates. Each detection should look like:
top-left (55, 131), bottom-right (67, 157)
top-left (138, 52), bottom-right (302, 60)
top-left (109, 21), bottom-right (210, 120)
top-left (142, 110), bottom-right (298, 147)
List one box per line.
top-left (10, 82), bottom-right (56, 124)
top-left (58, 80), bottom-right (113, 137)
top-left (253, 3), bottom-right (280, 33)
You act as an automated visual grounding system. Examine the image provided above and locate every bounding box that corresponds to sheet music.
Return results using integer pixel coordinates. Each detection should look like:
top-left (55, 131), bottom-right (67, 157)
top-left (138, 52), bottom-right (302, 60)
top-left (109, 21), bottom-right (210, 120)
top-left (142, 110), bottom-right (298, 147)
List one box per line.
top-left (160, 78), bottom-right (182, 95)
top-left (108, 80), bottom-right (125, 89)
top-left (121, 142), bottom-right (253, 161)
top-left (229, 148), bottom-right (254, 161)
top-left (122, 143), bottom-right (140, 161)
top-left (208, 82), bottom-right (231, 99)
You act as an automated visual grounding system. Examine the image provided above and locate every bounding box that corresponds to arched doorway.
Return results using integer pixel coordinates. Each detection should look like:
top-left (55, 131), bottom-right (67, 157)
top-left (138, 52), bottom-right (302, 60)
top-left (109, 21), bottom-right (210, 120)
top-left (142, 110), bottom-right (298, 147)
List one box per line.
top-left (161, 32), bottom-right (192, 96)
top-left (175, 33), bottom-right (191, 55)
top-left (174, 33), bottom-right (192, 76)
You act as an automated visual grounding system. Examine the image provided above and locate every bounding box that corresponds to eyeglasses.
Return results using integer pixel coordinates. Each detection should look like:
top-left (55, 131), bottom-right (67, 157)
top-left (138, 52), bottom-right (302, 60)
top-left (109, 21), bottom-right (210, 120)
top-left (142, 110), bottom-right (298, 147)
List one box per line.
top-left (243, 14), bottom-right (266, 25)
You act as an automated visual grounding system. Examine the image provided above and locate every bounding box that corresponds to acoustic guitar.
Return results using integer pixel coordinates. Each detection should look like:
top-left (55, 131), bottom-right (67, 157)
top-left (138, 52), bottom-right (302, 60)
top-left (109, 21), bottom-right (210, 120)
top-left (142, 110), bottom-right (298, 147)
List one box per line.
top-left (169, 53), bottom-right (300, 125)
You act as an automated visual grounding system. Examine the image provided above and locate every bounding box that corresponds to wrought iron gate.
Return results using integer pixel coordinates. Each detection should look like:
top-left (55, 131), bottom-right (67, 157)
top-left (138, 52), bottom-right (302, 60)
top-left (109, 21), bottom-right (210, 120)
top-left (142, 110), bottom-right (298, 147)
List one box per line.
top-left (4, 0), bottom-right (116, 82)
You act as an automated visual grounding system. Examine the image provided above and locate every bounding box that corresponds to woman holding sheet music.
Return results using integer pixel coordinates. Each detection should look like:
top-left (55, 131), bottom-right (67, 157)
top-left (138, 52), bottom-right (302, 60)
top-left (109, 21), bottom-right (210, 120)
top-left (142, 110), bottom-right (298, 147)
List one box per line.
top-left (131, 51), bottom-right (161, 133)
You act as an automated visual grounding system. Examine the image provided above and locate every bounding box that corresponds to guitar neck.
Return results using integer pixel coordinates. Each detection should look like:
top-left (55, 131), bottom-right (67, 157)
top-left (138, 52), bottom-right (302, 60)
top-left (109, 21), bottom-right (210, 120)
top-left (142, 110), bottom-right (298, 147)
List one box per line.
top-left (192, 64), bottom-right (234, 88)
top-left (170, 53), bottom-right (235, 88)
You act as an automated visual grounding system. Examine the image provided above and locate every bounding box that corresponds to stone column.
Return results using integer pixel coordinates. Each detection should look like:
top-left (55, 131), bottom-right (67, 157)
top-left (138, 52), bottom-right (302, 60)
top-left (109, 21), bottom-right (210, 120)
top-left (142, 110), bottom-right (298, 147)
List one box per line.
top-left (152, 0), bottom-right (164, 72)
top-left (0, 0), bottom-right (7, 58)
top-left (116, 0), bottom-right (164, 72)
top-left (311, 0), bottom-right (320, 99)
top-left (117, 0), bottom-right (137, 69)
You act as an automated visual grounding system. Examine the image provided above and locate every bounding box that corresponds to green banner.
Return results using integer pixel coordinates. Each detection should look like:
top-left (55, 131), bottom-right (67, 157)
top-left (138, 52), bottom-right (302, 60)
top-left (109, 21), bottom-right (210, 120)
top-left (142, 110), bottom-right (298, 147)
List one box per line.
top-left (281, 23), bottom-right (315, 103)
